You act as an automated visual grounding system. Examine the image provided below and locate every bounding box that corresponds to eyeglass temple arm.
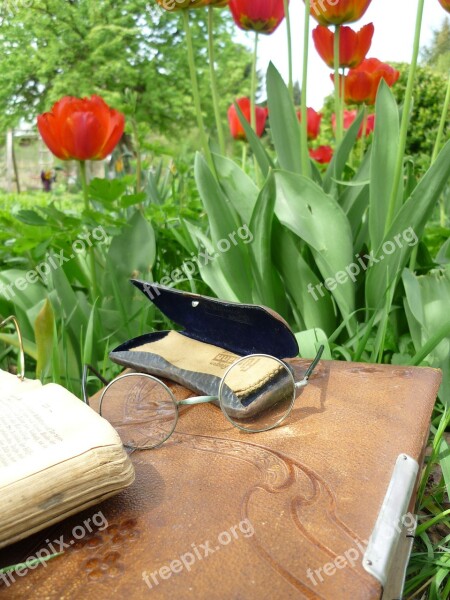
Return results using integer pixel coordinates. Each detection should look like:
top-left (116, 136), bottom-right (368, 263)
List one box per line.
top-left (0, 315), bottom-right (25, 381)
top-left (295, 345), bottom-right (325, 389)
top-left (82, 364), bottom-right (110, 406)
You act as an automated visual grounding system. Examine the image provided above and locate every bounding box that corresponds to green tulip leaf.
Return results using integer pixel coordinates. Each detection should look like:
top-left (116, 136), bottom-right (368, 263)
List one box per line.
top-left (267, 62), bottom-right (303, 175)
top-left (194, 153), bottom-right (253, 303)
top-left (273, 170), bottom-right (355, 326)
top-left (323, 109), bottom-right (364, 194)
top-left (212, 153), bottom-right (259, 226)
top-left (369, 80), bottom-right (401, 251)
top-left (89, 178), bottom-right (128, 203)
top-left (366, 139), bottom-right (450, 309)
top-left (35, 298), bottom-right (55, 380)
top-left (234, 102), bottom-right (273, 178)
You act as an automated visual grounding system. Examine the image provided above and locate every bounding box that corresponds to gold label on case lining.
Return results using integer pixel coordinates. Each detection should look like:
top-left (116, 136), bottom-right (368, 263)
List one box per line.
top-left (210, 352), bottom-right (237, 370)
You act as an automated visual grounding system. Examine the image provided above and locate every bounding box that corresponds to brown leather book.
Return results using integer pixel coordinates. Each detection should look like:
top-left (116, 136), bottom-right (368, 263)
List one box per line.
top-left (0, 359), bottom-right (440, 600)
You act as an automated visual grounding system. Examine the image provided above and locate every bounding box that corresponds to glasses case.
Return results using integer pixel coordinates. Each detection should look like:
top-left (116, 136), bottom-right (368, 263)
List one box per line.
top-left (109, 280), bottom-right (299, 398)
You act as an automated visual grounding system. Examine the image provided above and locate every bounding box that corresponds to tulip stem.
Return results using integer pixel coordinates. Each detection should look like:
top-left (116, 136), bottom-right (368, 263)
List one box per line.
top-left (79, 161), bottom-right (99, 302)
top-left (300, 0), bottom-right (311, 177)
top-left (250, 32), bottom-right (259, 133)
top-left (340, 66), bottom-right (346, 138)
top-left (432, 69), bottom-right (450, 234)
top-left (434, 75), bottom-right (450, 227)
top-left (208, 6), bottom-right (226, 156)
top-left (360, 103), bottom-right (367, 161)
top-left (432, 72), bottom-right (450, 164)
top-left (130, 117), bottom-right (142, 196)
top-left (385, 0), bottom-right (425, 234)
top-left (182, 9), bottom-right (213, 170)
top-left (250, 32), bottom-right (260, 186)
top-left (334, 25), bottom-right (343, 144)
top-left (241, 143), bottom-right (247, 172)
top-left (283, 0), bottom-right (293, 98)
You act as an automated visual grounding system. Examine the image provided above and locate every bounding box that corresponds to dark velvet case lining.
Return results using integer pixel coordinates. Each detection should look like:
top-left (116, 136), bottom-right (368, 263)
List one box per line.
top-left (110, 280), bottom-right (299, 360)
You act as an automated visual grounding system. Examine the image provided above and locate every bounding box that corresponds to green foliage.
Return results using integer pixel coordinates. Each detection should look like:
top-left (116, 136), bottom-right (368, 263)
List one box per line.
top-left (0, 159), bottom-right (207, 393)
top-left (392, 63), bottom-right (449, 175)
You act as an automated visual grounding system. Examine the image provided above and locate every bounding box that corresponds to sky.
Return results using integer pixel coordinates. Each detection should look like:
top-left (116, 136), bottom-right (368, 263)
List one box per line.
top-left (236, 0), bottom-right (448, 108)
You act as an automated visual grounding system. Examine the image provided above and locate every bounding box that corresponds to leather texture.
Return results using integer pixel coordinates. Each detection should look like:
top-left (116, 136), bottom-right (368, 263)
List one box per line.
top-left (0, 359), bottom-right (441, 600)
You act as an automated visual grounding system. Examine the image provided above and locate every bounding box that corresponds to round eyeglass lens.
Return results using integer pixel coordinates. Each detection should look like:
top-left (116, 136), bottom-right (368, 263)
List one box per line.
top-left (99, 373), bottom-right (178, 449)
top-left (218, 355), bottom-right (295, 432)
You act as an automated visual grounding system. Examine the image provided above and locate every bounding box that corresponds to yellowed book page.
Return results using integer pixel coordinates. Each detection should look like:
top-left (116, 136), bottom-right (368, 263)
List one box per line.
top-left (0, 382), bottom-right (123, 488)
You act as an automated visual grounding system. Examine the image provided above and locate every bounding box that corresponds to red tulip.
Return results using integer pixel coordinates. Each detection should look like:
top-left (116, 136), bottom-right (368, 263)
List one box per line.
top-left (309, 145), bottom-right (333, 164)
top-left (37, 96), bottom-right (125, 161)
top-left (297, 108), bottom-right (322, 140)
top-left (332, 110), bottom-right (375, 137)
top-left (438, 0), bottom-right (450, 12)
top-left (335, 58), bottom-right (400, 105)
top-left (313, 23), bottom-right (374, 69)
top-left (229, 0), bottom-right (287, 34)
top-left (156, 0), bottom-right (228, 10)
top-left (228, 98), bottom-right (268, 140)
top-left (309, 0), bottom-right (372, 25)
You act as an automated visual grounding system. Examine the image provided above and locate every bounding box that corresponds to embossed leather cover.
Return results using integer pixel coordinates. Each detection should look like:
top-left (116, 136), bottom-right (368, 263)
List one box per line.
top-left (0, 359), bottom-right (441, 600)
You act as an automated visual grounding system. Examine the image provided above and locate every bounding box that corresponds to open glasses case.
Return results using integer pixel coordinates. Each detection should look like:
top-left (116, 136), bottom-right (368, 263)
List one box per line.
top-left (109, 280), bottom-right (300, 408)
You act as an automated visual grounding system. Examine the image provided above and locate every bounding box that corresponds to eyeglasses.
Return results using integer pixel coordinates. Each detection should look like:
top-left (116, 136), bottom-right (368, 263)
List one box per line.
top-left (83, 346), bottom-right (324, 451)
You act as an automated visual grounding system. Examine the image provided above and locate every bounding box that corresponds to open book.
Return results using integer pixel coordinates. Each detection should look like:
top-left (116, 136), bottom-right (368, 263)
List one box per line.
top-left (0, 369), bottom-right (135, 550)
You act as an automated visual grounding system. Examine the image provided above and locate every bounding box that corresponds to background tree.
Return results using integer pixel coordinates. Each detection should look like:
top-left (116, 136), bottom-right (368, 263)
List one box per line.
top-left (0, 0), bottom-right (252, 145)
top-left (392, 63), bottom-right (449, 175)
top-left (422, 17), bottom-right (450, 74)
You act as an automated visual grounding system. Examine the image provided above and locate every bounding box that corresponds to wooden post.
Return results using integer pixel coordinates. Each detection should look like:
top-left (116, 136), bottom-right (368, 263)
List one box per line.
top-left (5, 129), bottom-right (20, 193)
top-left (11, 131), bottom-right (21, 193)
top-left (6, 129), bottom-right (13, 193)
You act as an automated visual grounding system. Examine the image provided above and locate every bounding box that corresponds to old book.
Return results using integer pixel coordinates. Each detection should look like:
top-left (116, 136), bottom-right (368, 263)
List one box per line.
top-left (0, 359), bottom-right (440, 599)
top-left (0, 369), bottom-right (135, 551)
